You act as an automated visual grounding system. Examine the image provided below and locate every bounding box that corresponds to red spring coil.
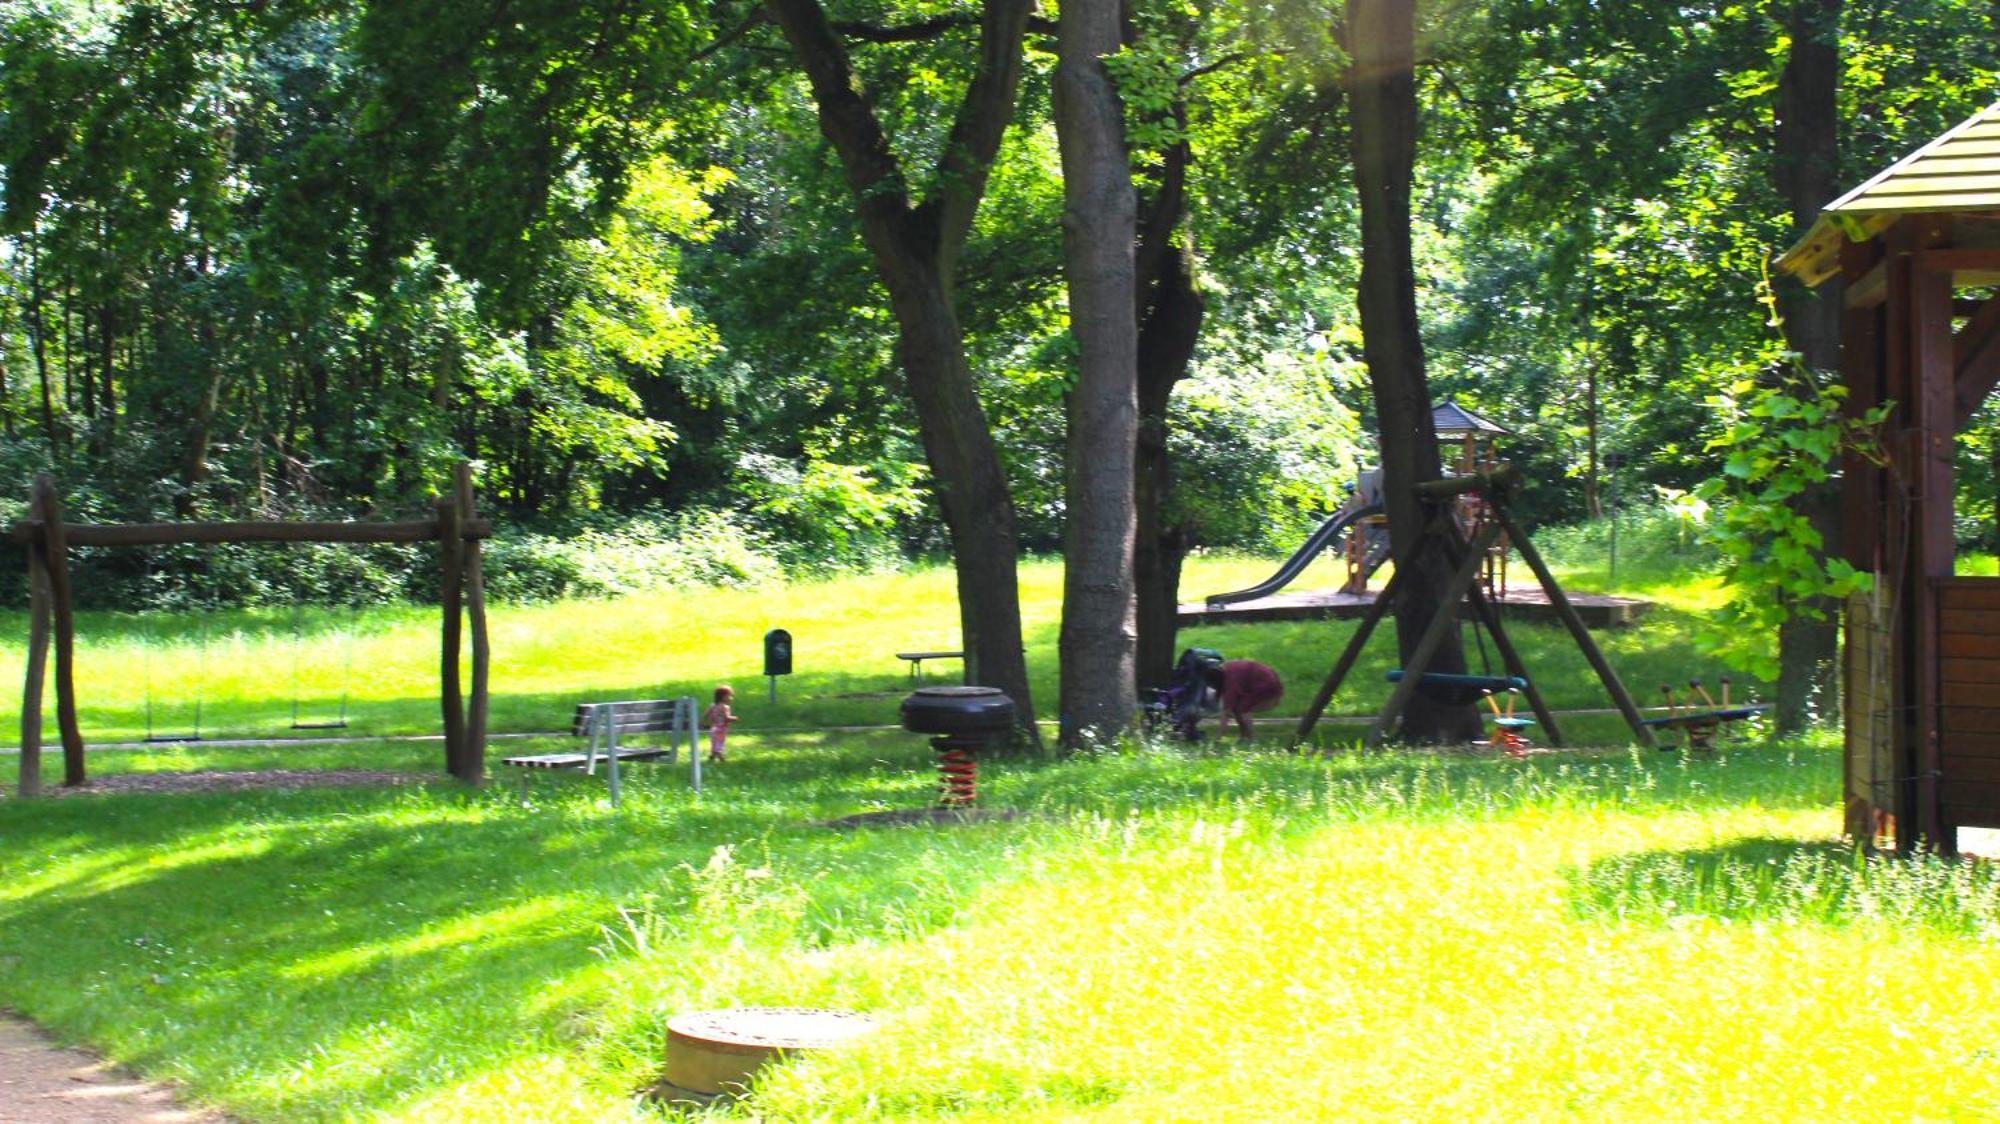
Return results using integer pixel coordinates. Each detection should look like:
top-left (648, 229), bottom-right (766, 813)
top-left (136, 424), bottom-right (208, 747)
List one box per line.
top-left (1490, 725), bottom-right (1530, 758)
top-left (935, 741), bottom-right (978, 807)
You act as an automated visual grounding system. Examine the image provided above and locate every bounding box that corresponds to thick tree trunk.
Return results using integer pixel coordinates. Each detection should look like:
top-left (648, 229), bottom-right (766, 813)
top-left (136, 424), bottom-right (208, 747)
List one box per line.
top-left (1131, 90), bottom-right (1202, 692)
top-left (1134, 247), bottom-right (1204, 690)
top-left (765, 0), bottom-right (1041, 746)
top-left (886, 267), bottom-right (1039, 741)
top-left (1772, 0), bottom-right (1843, 732)
top-left (1053, 0), bottom-right (1139, 745)
top-left (1343, 0), bottom-right (1481, 741)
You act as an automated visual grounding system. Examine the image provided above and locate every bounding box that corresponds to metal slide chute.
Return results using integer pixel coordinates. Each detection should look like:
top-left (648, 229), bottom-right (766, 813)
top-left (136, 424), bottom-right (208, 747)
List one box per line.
top-left (1203, 501), bottom-right (1385, 608)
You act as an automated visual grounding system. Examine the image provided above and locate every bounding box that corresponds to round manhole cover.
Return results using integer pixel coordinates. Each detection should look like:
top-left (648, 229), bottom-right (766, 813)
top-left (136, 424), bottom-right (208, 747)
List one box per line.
top-left (663, 1007), bottom-right (876, 1095)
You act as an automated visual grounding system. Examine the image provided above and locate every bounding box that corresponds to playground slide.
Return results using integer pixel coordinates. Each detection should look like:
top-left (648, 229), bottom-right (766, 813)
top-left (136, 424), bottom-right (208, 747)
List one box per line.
top-left (1204, 502), bottom-right (1385, 608)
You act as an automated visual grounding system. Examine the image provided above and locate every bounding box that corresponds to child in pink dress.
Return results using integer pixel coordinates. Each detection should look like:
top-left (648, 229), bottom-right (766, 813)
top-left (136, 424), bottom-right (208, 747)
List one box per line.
top-left (703, 685), bottom-right (738, 762)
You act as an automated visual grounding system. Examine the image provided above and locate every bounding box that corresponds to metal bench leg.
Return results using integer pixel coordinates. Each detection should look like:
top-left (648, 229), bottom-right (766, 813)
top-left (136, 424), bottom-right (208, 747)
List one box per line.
top-left (607, 718), bottom-right (622, 807)
top-left (682, 696), bottom-right (701, 795)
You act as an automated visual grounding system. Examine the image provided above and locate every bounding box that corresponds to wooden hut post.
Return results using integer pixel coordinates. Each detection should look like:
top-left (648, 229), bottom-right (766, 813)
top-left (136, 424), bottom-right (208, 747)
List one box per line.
top-left (32, 476), bottom-right (85, 785)
top-left (18, 523), bottom-right (50, 798)
top-left (1909, 236), bottom-right (1957, 848)
top-left (437, 490), bottom-right (468, 780)
top-left (453, 463), bottom-right (489, 779)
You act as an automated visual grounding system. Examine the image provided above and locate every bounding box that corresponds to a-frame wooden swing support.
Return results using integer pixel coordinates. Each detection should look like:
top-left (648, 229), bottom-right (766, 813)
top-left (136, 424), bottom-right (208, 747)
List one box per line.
top-left (11, 463), bottom-right (492, 795)
top-left (1293, 471), bottom-right (1656, 749)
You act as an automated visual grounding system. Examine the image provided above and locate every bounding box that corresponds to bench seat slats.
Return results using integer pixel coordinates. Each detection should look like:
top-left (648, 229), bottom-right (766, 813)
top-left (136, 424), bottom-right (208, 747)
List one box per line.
top-left (502, 748), bottom-right (672, 770)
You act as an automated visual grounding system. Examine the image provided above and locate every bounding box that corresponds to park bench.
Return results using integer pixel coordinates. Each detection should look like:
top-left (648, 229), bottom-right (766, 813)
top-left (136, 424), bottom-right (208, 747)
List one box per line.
top-left (896, 650), bottom-right (963, 681)
top-left (501, 698), bottom-right (701, 805)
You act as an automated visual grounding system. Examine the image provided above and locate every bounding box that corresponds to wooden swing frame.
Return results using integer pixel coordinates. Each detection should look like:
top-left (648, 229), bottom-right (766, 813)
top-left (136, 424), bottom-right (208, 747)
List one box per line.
top-left (10, 463), bottom-right (492, 795)
top-left (1293, 470), bottom-right (1656, 749)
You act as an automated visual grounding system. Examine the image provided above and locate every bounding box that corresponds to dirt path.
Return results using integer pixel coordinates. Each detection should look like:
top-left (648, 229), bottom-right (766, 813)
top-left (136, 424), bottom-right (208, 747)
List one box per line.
top-left (0, 1015), bottom-right (220, 1123)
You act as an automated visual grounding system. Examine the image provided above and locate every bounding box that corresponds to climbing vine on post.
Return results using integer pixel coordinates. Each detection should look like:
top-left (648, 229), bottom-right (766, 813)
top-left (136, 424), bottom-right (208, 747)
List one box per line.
top-left (1696, 338), bottom-right (1889, 678)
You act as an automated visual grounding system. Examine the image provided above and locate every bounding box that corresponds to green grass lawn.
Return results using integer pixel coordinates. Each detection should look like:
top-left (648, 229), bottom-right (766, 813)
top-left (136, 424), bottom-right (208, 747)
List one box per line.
top-left (2, 734), bottom-right (1998, 1120)
top-left (0, 546), bottom-right (1755, 752)
top-left (5, 547), bottom-right (1934, 1120)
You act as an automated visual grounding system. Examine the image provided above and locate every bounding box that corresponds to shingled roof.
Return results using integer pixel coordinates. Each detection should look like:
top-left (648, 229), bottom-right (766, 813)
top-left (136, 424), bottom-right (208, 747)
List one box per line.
top-left (1431, 398), bottom-right (1510, 436)
top-left (1779, 98), bottom-right (2000, 285)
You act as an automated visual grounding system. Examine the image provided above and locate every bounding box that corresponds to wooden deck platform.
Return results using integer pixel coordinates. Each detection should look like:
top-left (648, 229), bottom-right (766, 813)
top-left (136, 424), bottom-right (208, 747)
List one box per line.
top-left (1178, 586), bottom-right (1652, 630)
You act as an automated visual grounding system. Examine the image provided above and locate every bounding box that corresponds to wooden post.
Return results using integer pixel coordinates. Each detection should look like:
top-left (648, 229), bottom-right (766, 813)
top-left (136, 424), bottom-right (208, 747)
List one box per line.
top-left (19, 525), bottom-right (50, 798)
top-left (1293, 562), bottom-right (1406, 744)
top-left (437, 492), bottom-right (468, 780)
top-left (1910, 248), bottom-right (1957, 850)
top-left (454, 463), bottom-right (489, 780)
top-left (32, 476), bottom-right (85, 785)
top-left (1494, 509), bottom-right (1656, 748)
top-left (1365, 520), bottom-right (1501, 746)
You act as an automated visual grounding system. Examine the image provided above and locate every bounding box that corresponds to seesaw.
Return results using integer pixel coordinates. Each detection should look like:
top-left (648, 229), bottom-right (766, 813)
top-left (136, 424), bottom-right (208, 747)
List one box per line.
top-left (1642, 676), bottom-right (1769, 751)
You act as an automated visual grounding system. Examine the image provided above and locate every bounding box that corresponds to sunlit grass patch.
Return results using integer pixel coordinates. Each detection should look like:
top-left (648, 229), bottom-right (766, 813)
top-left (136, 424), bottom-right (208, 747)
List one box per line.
top-left (5, 738), bottom-right (1997, 1120)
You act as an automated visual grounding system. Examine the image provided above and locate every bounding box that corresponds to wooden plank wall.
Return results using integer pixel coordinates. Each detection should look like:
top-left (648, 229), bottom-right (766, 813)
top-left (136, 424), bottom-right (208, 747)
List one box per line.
top-left (1938, 578), bottom-right (2000, 828)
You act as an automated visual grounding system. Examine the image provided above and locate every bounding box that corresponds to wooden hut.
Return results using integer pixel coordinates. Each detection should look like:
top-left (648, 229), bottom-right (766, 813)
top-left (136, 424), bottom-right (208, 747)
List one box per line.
top-left (1778, 98), bottom-right (2000, 853)
top-left (1431, 397), bottom-right (1511, 476)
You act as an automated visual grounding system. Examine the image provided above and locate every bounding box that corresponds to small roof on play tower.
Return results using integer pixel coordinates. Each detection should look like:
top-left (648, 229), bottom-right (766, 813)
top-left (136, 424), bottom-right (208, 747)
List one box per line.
top-left (1778, 97), bottom-right (2000, 286)
top-left (1431, 398), bottom-right (1510, 437)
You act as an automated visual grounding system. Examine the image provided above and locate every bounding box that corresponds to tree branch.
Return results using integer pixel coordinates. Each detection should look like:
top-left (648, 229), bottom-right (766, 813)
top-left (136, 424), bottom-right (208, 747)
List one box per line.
top-left (763, 0), bottom-right (917, 250)
top-left (692, 9), bottom-right (769, 63)
top-left (1178, 48), bottom-right (1282, 87)
top-left (829, 13), bottom-right (1056, 43)
top-left (923, 0), bottom-right (1036, 267)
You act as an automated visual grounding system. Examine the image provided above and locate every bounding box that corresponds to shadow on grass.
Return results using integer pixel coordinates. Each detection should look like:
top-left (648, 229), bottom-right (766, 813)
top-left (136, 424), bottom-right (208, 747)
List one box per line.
top-left (0, 763), bottom-right (1043, 1119)
top-left (1565, 835), bottom-right (2000, 935)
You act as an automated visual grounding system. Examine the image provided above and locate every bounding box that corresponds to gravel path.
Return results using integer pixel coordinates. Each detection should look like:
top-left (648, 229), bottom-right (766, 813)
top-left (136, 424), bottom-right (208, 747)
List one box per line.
top-left (0, 1015), bottom-right (220, 1123)
top-left (36, 769), bottom-right (427, 797)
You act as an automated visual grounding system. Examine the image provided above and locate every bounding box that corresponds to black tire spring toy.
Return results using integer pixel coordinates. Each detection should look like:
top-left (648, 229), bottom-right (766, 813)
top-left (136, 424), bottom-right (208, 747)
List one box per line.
top-left (900, 686), bottom-right (1017, 809)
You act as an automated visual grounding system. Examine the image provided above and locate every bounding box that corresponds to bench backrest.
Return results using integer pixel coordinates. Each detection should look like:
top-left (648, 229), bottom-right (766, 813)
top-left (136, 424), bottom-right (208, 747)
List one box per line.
top-left (572, 699), bottom-right (697, 737)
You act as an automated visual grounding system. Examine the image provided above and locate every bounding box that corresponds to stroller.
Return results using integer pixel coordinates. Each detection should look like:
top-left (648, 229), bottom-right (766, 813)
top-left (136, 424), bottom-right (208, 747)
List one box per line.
top-left (1142, 647), bottom-right (1225, 742)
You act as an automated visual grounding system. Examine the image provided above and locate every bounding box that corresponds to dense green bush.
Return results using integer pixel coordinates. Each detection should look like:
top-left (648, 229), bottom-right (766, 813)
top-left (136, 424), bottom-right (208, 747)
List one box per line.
top-left (1532, 499), bottom-right (1721, 587)
top-left (0, 505), bottom-right (801, 612)
top-left (483, 510), bottom-right (784, 603)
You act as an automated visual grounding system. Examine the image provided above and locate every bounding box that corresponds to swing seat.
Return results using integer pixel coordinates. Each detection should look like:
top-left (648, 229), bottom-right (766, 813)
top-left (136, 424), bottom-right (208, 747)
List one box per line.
top-left (1385, 671), bottom-right (1526, 690)
top-left (1491, 716), bottom-right (1535, 730)
top-left (1386, 670), bottom-right (1526, 704)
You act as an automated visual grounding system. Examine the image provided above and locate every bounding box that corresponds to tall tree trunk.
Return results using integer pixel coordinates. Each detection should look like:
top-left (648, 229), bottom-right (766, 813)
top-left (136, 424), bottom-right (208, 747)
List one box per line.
top-left (1132, 93), bottom-right (1203, 692)
top-left (1772, 0), bottom-right (1843, 733)
top-left (1053, 0), bottom-right (1139, 745)
top-left (26, 238), bottom-right (59, 450)
top-left (1343, 0), bottom-right (1481, 741)
top-left (182, 264), bottom-right (222, 515)
top-left (98, 303), bottom-right (116, 428)
top-left (1134, 247), bottom-right (1204, 690)
top-left (0, 303), bottom-right (10, 436)
top-left (765, 0), bottom-right (1041, 745)
top-left (888, 270), bottom-right (1037, 738)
